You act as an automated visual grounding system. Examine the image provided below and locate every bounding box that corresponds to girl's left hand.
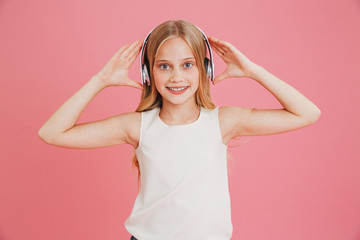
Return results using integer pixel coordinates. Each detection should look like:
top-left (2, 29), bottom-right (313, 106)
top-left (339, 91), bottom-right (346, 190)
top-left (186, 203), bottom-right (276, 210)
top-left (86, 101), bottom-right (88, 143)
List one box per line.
top-left (208, 36), bottom-right (260, 84)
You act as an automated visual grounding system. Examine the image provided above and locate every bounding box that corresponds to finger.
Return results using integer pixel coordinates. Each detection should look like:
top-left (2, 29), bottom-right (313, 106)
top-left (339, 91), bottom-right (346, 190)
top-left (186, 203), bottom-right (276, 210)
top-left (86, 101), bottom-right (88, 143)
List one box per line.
top-left (211, 43), bottom-right (225, 56)
top-left (209, 38), bottom-right (225, 53)
top-left (209, 41), bottom-right (227, 55)
top-left (127, 47), bottom-right (142, 64)
top-left (114, 43), bottom-right (131, 59)
top-left (208, 36), bottom-right (224, 47)
top-left (122, 40), bottom-right (141, 59)
top-left (116, 41), bottom-right (137, 60)
top-left (103, 44), bottom-right (130, 70)
top-left (124, 42), bottom-right (143, 68)
top-left (213, 42), bottom-right (229, 54)
top-left (127, 79), bottom-right (144, 90)
top-left (126, 40), bottom-right (143, 61)
top-left (209, 36), bottom-right (233, 53)
top-left (212, 45), bottom-right (230, 63)
top-left (209, 36), bottom-right (230, 48)
top-left (213, 71), bottom-right (229, 84)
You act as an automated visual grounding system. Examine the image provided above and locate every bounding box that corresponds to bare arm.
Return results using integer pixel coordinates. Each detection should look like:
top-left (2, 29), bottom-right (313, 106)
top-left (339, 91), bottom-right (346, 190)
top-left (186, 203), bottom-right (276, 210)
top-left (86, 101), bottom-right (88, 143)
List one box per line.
top-left (38, 40), bottom-right (144, 149)
top-left (208, 37), bottom-right (321, 143)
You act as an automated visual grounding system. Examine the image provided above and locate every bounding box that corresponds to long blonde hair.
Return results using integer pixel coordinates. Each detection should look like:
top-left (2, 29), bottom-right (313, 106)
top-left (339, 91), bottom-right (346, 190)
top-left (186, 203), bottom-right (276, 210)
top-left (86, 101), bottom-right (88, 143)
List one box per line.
top-left (132, 20), bottom-right (216, 191)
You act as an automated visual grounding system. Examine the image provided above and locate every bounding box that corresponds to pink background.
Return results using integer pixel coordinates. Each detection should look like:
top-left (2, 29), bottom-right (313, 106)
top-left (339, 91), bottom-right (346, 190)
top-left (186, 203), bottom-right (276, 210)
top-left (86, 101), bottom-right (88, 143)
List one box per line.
top-left (1, 0), bottom-right (359, 239)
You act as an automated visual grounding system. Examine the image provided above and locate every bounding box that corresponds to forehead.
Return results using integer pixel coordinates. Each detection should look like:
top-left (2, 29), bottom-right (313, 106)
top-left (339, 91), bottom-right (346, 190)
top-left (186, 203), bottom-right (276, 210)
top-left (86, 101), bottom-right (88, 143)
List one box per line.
top-left (156, 37), bottom-right (194, 60)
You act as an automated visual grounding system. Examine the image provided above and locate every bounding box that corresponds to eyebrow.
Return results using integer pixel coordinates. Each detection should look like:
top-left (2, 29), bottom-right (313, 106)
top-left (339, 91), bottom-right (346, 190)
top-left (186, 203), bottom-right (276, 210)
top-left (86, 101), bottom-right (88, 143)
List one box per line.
top-left (155, 57), bottom-right (195, 62)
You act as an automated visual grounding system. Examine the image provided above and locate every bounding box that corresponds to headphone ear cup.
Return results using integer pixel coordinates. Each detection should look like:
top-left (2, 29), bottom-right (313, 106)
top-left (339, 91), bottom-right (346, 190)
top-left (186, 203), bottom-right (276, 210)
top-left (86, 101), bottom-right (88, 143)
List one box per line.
top-left (204, 58), bottom-right (212, 81)
top-left (142, 64), bottom-right (151, 86)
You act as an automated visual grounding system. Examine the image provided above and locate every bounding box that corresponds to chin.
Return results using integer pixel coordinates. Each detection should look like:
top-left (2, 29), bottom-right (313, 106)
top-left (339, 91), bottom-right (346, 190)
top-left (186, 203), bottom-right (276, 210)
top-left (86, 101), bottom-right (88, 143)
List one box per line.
top-left (163, 95), bottom-right (196, 106)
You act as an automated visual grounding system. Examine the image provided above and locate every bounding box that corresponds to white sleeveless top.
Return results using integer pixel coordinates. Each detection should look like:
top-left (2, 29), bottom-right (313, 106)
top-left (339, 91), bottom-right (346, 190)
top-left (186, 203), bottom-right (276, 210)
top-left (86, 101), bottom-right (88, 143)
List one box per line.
top-left (124, 107), bottom-right (233, 240)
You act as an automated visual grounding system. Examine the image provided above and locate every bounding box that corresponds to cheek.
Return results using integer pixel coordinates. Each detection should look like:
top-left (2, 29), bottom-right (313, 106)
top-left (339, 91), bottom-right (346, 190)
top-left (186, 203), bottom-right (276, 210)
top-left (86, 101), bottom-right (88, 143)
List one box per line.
top-left (153, 71), bottom-right (166, 86)
top-left (190, 70), bottom-right (200, 86)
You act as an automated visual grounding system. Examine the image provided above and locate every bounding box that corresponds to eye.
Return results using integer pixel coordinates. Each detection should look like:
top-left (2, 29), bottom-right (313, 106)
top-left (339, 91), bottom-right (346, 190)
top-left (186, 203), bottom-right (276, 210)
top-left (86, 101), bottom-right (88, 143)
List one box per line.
top-left (159, 64), bottom-right (170, 70)
top-left (184, 62), bottom-right (193, 68)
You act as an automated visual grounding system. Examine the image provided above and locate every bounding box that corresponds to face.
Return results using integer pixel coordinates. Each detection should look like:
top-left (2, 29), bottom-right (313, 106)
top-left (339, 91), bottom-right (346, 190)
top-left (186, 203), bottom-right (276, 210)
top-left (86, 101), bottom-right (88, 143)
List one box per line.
top-left (153, 37), bottom-right (199, 107)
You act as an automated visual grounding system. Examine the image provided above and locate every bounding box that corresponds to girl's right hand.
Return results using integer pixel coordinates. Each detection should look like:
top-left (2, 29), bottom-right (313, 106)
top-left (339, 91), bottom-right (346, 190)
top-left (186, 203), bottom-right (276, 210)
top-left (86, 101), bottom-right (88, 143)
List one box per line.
top-left (94, 40), bottom-right (144, 90)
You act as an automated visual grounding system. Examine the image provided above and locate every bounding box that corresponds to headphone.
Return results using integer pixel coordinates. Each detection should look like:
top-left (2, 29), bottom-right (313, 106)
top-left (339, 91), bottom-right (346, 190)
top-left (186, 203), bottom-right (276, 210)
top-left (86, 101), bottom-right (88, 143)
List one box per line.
top-left (140, 24), bottom-right (214, 86)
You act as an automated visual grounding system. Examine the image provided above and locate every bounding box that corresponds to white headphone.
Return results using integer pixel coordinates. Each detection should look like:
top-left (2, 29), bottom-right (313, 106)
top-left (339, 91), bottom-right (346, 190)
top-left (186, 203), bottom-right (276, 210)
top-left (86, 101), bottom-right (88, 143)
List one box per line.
top-left (140, 23), bottom-right (214, 86)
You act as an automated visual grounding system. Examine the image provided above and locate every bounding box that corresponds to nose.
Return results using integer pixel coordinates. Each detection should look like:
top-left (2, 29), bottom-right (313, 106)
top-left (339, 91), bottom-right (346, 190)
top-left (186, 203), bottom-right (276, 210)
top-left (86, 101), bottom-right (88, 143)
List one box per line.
top-left (169, 67), bottom-right (183, 83)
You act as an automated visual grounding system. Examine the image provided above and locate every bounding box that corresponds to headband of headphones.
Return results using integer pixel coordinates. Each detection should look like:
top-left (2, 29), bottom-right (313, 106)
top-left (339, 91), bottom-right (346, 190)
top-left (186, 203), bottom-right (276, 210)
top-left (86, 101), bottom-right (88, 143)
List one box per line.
top-left (139, 23), bottom-right (214, 86)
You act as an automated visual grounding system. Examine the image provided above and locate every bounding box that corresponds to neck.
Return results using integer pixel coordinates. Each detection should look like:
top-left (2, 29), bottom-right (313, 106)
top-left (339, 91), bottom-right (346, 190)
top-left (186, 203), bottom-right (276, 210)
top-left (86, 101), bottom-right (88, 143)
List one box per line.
top-left (159, 100), bottom-right (201, 125)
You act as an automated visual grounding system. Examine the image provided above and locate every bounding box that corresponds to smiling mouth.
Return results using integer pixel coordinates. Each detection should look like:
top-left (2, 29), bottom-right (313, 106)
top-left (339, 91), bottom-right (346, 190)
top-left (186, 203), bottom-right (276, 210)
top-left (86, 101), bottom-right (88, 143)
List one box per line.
top-left (166, 87), bottom-right (189, 92)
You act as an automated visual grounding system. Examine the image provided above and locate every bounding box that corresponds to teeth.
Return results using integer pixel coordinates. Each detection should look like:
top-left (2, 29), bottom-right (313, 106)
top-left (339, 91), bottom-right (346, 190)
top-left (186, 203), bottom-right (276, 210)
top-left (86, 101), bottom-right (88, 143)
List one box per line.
top-left (168, 87), bottom-right (187, 91)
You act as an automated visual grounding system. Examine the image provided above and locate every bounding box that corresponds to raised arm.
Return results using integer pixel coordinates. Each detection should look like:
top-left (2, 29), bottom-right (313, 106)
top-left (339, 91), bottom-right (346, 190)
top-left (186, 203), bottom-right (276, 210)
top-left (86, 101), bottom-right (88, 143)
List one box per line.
top-left (38, 40), bottom-right (144, 149)
top-left (208, 36), bottom-right (321, 144)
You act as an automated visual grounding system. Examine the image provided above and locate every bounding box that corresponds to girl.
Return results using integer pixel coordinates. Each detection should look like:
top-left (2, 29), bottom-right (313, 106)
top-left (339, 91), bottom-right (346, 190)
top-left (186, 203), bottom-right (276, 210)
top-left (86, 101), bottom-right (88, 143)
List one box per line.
top-left (38, 20), bottom-right (321, 240)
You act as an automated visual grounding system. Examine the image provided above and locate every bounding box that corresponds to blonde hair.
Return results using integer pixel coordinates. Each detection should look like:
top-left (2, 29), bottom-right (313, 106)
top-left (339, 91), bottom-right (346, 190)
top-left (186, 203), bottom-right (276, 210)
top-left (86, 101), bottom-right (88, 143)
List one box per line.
top-left (132, 20), bottom-right (216, 191)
